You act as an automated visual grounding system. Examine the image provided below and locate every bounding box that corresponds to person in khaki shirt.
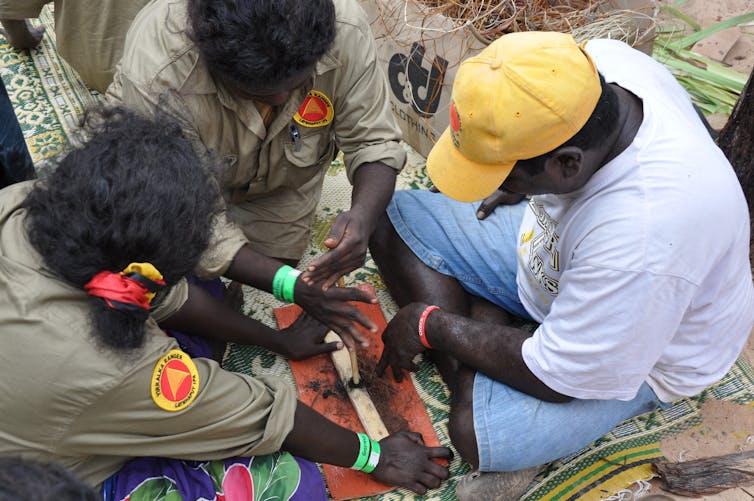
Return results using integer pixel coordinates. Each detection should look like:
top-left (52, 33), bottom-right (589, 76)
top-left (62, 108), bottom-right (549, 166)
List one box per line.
top-left (0, 0), bottom-right (150, 93)
top-left (0, 105), bottom-right (450, 498)
top-left (107, 0), bottom-right (405, 329)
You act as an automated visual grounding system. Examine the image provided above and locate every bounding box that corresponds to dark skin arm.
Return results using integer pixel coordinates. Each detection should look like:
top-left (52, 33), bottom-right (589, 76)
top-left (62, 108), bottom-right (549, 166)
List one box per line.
top-left (0, 19), bottom-right (45, 49)
top-left (377, 302), bottom-right (572, 403)
top-left (429, 185), bottom-right (525, 220)
top-left (225, 245), bottom-right (378, 349)
top-left (164, 288), bottom-right (454, 491)
top-left (302, 161), bottom-right (397, 290)
top-left (284, 402), bottom-right (452, 494)
top-left (475, 188), bottom-right (526, 220)
top-left (159, 283), bottom-right (340, 360)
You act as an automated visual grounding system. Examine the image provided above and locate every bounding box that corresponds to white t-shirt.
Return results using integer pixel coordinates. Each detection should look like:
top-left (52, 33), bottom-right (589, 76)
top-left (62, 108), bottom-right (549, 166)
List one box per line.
top-left (519, 39), bottom-right (754, 402)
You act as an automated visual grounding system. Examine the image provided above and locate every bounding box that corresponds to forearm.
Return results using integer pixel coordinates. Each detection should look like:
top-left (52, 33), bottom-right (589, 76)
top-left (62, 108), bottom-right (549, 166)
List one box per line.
top-left (350, 162), bottom-right (397, 231)
top-left (426, 310), bottom-right (571, 402)
top-left (158, 283), bottom-right (283, 352)
top-left (283, 402), bottom-right (360, 467)
top-left (224, 244), bottom-right (292, 291)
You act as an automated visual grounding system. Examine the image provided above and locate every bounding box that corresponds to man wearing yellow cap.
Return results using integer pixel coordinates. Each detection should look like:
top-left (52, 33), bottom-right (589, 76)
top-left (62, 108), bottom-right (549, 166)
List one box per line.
top-left (369, 31), bottom-right (754, 499)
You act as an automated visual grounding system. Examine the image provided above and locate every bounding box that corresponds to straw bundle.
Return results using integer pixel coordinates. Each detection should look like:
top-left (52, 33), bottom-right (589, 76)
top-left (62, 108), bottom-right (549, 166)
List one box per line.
top-left (406, 0), bottom-right (656, 46)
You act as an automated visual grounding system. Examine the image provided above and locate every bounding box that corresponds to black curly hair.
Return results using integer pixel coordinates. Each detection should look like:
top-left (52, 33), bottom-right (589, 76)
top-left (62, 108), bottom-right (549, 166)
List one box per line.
top-left (0, 457), bottom-right (98, 501)
top-left (24, 105), bottom-right (221, 350)
top-left (187, 0), bottom-right (336, 90)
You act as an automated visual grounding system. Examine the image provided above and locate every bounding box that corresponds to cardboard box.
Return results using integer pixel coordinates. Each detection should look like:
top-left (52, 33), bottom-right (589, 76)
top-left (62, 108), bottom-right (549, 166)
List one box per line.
top-left (360, 0), bottom-right (656, 157)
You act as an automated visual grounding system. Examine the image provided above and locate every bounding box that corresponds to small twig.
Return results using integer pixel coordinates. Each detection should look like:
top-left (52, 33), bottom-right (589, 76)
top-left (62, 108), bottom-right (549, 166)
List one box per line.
top-left (349, 348), bottom-right (361, 386)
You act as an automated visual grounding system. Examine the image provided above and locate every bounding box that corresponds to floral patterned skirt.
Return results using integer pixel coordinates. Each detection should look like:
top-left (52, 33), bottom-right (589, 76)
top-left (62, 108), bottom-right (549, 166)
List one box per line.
top-left (102, 453), bottom-right (327, 501)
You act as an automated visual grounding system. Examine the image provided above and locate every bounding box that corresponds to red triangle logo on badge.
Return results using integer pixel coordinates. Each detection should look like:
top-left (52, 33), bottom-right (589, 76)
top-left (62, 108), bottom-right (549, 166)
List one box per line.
top-left (299, 96), bottom-right (328, 122)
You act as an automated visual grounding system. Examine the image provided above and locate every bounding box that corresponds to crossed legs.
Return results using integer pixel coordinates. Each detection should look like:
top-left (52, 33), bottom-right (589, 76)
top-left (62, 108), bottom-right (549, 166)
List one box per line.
top-left (370, 211), bottom-right (515, 469)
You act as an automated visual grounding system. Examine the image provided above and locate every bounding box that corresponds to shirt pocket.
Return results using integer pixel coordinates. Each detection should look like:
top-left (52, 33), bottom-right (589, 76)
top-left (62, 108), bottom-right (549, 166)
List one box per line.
top-left (283, 125), bottom-right (335, 169)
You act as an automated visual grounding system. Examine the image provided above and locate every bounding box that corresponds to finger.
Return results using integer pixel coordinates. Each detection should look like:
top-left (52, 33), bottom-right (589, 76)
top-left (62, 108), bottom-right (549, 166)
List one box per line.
top-left (326, 285), bottom-right (378, 304)
top-left (417, 471), bottom-right (443, 489)
top-left (404, 481), bottom-right (427, 495)
top-left (338, 335), bottom-right (356, 352)
top-left (345, 323), bottom-right (371, 347)
top-left (332, 323), bottom-right (369, 349)
top-left (313, 341), bottom-right (342, 355)
top-left (320, 258), bottom-right (364, 291)
top-left (350, 308), bottom-right (378, 333)
top-left (323, 215), bottom-right (348, 249)
top-left (427, 446), bottom-right (454, 462)
top-left (425, 455), bottom-right (451, 480)
top-left (320, 273), bottom-right (343, 291)
top-left (391, 364), bottom-right (404, 383)
top-left (305, 253), bottom-right (359, 287)
top-left (403, 431), bottom-right (425, 446)
top-left (321, 301), bottom-right (378, 334)
top-left (376, 352), bottom-right (389, 376)
top-left (305, 250), bottom-right (339, 274)
top-left (306, 239), bottom-right (356, 276)
top-left (477, 190), bottom-right (507, 220)
top-left (293, 311), bottom-right (327, 331)
top-left (320, 264), bottom-right (359, 291)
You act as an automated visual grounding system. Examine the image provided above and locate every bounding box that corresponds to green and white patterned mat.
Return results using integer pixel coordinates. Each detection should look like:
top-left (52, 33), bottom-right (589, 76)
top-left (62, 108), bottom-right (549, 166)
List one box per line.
top-left (3, 8), bottom-right (753, 500)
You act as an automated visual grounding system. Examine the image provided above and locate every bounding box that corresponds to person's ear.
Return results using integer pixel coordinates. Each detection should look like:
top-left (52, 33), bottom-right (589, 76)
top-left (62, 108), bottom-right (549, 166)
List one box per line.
top-left (548, 146), bottom-right (583, 180)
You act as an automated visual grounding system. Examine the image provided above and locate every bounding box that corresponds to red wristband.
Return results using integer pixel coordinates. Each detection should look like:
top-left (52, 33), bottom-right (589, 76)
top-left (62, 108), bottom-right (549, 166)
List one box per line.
top-left (418, 305), bottom-right (440, 349)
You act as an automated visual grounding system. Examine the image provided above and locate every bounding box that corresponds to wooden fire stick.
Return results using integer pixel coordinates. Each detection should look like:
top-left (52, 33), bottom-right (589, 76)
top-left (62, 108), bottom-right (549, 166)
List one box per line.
top-left (334, 277), bottom-right (362, 386)
top-left (325, 330), bottom-right (389, 441)
top-left (349, 348), bottom-right (361, 386)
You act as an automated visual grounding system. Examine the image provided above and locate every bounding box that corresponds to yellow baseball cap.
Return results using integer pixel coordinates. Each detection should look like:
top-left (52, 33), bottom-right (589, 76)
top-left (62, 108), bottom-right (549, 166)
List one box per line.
top-left (427, 31), bottom-right (601, 202)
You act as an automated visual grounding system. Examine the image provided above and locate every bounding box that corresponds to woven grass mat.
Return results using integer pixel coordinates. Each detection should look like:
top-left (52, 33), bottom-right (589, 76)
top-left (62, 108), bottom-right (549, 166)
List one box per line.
top-left (3, 10), bottom-right (753, 500)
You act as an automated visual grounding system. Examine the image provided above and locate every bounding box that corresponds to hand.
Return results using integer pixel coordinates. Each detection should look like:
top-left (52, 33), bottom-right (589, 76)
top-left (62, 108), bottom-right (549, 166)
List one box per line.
top-left (301, 210), bottom-right (370, 290)
top-left (377, 303), bottom-right (428, 383)
top-left (294, 280), bottom-right (379, 350)
top-left (372, 431), bottom-right (452, 494)
top-left (429, 185), bottom-right (525, 219)
top-left (274, 312), bottom-right (341, 360)
top-left (475, 188), bottom-right (525, 220)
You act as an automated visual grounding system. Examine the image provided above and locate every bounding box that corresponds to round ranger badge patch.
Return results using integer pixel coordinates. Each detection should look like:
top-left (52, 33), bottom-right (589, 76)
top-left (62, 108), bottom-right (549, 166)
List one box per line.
top-left (294, 90), bottom-right (334, 128)
top-left (151, 349), bottom-right (199, 412)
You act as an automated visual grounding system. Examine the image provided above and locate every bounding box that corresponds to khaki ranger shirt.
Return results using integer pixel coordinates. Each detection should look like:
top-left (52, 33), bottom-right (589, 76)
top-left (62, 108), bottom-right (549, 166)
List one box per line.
top-left (0, 0), bottom-right (149, 92)
top-left (0, 182), bottom-right (297, 489)
top-left (107, 0), bottom-right (406, 270)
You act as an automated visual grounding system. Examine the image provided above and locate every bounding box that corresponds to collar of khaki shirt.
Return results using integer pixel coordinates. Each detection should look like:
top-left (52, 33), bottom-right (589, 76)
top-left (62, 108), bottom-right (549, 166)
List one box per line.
top-left (178, 47), bottom-right (340, 137)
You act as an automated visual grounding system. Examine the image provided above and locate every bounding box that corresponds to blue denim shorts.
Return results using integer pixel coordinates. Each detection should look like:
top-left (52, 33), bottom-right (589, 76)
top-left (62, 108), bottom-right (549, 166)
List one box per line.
top-left (387, 190), bottom-right (665, 470)
top-left (387, 189), bottom-right (531, 319)
top-left (473, 379), bottom-right (665, 471)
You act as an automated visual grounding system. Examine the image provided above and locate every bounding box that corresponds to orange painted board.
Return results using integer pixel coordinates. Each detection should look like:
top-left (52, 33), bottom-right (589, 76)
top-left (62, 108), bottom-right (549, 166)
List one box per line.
top-left (274, 285), bottom-right (441, 501)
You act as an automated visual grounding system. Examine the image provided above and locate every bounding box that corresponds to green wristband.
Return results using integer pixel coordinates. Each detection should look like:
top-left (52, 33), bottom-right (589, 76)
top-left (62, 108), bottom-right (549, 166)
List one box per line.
top-left (272, 265), bottom-right (293, 301)
top-left (361, 439), bottom-right (381, 473)
top-left (351, 433), bottom-right (371, 471)
top-left (281, 269), bottom-right (301, 303)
